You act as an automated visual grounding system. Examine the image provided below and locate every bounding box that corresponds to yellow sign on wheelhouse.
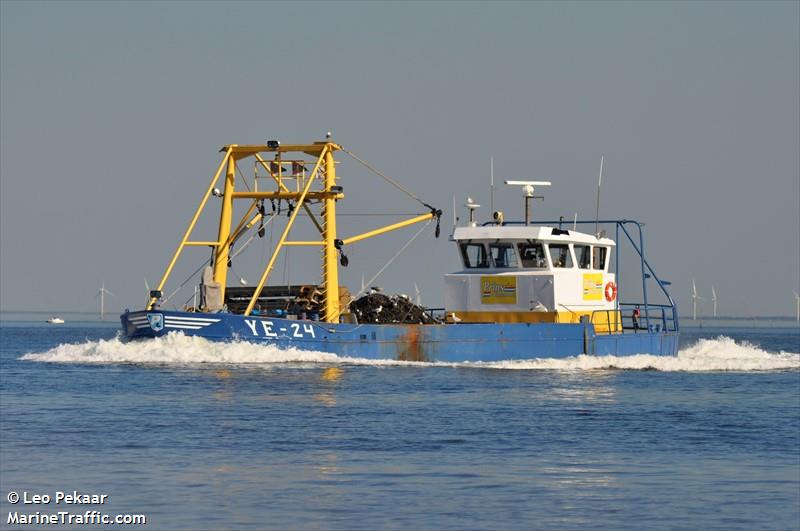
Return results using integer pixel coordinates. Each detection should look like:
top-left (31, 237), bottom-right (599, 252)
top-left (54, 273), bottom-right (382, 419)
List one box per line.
top-left (582, 273), bottom-right (604, 301)
top-left (480, 276), bottom-right (517, 304)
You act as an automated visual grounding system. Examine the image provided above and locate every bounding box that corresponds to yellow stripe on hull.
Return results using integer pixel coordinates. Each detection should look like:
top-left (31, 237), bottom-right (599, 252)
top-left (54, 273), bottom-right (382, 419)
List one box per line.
top-left (450, 310), bottom-right (622, 333)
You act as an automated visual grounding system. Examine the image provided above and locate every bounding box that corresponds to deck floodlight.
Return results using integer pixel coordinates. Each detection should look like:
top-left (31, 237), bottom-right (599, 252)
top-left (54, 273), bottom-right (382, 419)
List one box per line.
top-left (267, 140), bottom-right (280, 149)
top-left (212, 187), bottom-right (222, 197)
top-left (330, 185), bottom-right (343, 193)
top-left (149, 290), bottom-right (163, 300)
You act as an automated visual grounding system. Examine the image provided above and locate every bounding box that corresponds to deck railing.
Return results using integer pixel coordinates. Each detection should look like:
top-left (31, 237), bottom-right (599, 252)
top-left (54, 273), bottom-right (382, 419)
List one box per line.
top-left (617, 302), bottom-right (678, 333)
top-left (486, 218), bottom-right (679, 333)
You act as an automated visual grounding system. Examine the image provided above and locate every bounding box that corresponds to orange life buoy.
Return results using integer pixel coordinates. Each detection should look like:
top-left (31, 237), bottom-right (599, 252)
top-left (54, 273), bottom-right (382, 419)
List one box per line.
top-left (604, 281), bottom-right (617, 302)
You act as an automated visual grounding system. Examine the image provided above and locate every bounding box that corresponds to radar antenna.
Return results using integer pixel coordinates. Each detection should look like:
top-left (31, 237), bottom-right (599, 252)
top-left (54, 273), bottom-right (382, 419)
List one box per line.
top-left (465, 197), bottom-right (481, 227)
top-left (504, 181), bottom-right (552, 225)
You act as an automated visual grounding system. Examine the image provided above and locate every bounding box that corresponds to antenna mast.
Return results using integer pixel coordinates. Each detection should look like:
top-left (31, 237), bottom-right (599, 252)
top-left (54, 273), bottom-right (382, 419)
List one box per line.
top-left (504, 181), bottom-right (551, 225)
top-left (490, 156), bottom-right (494, 214)
top-left (595, 155), bottom-right (604, 238)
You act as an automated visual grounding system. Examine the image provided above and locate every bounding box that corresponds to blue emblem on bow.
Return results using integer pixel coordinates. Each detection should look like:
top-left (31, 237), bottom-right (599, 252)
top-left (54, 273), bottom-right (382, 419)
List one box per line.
top-left (147, 313), bottom-right (164, 332)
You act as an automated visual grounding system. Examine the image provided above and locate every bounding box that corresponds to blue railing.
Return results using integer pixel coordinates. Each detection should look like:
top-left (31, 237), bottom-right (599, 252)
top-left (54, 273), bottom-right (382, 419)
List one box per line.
top-left (617, 303), bottom-right (678, 334)
top-left (484, 219), bottom-right (679, 333)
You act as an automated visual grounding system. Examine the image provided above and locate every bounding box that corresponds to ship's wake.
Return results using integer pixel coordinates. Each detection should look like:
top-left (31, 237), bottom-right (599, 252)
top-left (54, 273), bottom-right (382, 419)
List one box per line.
top-left (21, 333), bottom-right (799, 372)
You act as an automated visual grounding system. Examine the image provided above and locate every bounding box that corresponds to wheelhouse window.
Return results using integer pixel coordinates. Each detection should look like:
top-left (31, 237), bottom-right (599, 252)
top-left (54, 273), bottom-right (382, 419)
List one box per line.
top-left (592, 246), bottom-right (607, 270)
top-left (575, 245), bottom-right (591, 269)
top-left (489, 243), bottom-right (518, 268)
top-left (548, 244), bottom-right (573, 268)
top-left (460, 243), bottom-right (489, 269)
top-left (517, 241), bottom-right (547, 269)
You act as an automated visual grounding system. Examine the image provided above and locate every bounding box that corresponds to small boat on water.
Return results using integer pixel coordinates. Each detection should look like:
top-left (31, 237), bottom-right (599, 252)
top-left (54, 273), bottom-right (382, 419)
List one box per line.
top-left (121, 139), bottom-right (679, 361)
top-left (46, 317), bottom-right (65, 324)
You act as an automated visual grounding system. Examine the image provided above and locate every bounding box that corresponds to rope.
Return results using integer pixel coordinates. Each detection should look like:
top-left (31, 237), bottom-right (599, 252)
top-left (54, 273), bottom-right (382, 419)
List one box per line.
top-left (317, 212), bottom-right (423, 217)
top-left (231, 233), bottom-right (255, 260)
top-left (342, 149), bottom-right (432, 210)
top-left (162, 213), bottom-right (278, 307)
top-left (354, 218), bottom-right (433, 299)
top-left (231, 212), bottom-right (277, 260)
top-left (235, 164), bottom-right (251, 192)
top-left (181, 291), bottom-right (195, 309)
top-left (161, 258), bottom-right (211, 308)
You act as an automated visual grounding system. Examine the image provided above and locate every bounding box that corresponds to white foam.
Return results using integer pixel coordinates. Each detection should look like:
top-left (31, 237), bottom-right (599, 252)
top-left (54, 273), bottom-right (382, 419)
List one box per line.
top-left (20, 333), bottom-right (340, 365)
top-left (20, 333), bottom-right (800, 372)
top-left (476, 336), bottom-right (800, 371)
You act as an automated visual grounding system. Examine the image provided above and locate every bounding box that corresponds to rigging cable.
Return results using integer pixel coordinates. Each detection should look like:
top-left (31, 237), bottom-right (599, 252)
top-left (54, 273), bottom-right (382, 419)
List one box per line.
top-left (353, 218), bottom-right (433, 300)
top-left (341, 149), bottom-right (442, 238)
top-left (342, 149), bottom-right (435, 212)
top-left (231, 211), bottom-right (277, 260)
top-left (161, 258), bottom-right (211, 308)
top-left (162, 212), bottom-right (277, 308)
top-left (235, 164), bottom-right (252, 192)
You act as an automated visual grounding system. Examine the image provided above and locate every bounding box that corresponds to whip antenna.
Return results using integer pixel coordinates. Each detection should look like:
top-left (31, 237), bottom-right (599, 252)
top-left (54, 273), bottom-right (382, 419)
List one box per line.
top-left (490, 156), bottom-right (494, 214)
top-left (594, 155), bottom-right (604, 238)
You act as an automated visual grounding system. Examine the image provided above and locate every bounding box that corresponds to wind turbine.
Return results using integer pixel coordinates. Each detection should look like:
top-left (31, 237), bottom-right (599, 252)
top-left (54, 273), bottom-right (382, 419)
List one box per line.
top-left (711, 286), bottom-right (718, 318)
top-left (794, 291), bottom-right (799, 321)
top-left (414, 283), bottom-right (422, 306)
top-left (96, 281), bottom-right (114, 320)
top-left (691, 278), bottom-right (704, 321)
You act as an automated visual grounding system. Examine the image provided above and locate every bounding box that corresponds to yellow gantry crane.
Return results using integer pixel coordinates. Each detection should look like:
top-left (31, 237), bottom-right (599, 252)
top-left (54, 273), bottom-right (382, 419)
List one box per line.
top-left (148, 140), bottom-right (439, 323)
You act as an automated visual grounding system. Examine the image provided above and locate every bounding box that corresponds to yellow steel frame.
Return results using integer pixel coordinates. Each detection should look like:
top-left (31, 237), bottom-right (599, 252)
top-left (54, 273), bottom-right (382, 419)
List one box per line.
top-left (149, 147), bottom-right (233, 310)
top-left (321, 148), bottom-right (340, 321)
top-left (254, 154), bottom-right (325, 235)
top-left (243, 146), bottom-right (329, 316)
top-left (149, 142), bottom-right (433, 323)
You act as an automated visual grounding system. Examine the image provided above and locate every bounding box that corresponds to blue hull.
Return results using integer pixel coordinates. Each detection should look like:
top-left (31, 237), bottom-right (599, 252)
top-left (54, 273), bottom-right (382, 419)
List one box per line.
top-left (121, 310), bottom-right (679, 362)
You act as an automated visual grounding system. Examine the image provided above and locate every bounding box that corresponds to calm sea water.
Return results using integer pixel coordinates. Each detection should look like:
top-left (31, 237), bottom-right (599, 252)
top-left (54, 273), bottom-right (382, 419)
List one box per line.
top-left (1, 322), bottom-right (798, 530)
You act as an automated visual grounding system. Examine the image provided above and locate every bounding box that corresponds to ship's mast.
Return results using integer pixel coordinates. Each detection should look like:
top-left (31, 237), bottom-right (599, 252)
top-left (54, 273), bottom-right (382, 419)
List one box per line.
top-left (213, 155), bottom-right (236, 289)
top-left (150, 140), bottom-right (437, 324)
top-left (322, 148), bottom-right (340, 322)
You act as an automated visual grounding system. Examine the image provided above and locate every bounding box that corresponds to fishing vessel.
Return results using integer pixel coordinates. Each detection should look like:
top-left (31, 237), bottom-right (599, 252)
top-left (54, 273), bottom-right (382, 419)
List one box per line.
top-left (120, 139), bottom-right (679, 361)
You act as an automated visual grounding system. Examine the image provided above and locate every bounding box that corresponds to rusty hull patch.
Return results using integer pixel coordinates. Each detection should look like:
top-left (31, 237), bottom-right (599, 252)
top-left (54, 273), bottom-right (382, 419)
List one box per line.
top-left (396, 325), bottom-right (428, 362)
